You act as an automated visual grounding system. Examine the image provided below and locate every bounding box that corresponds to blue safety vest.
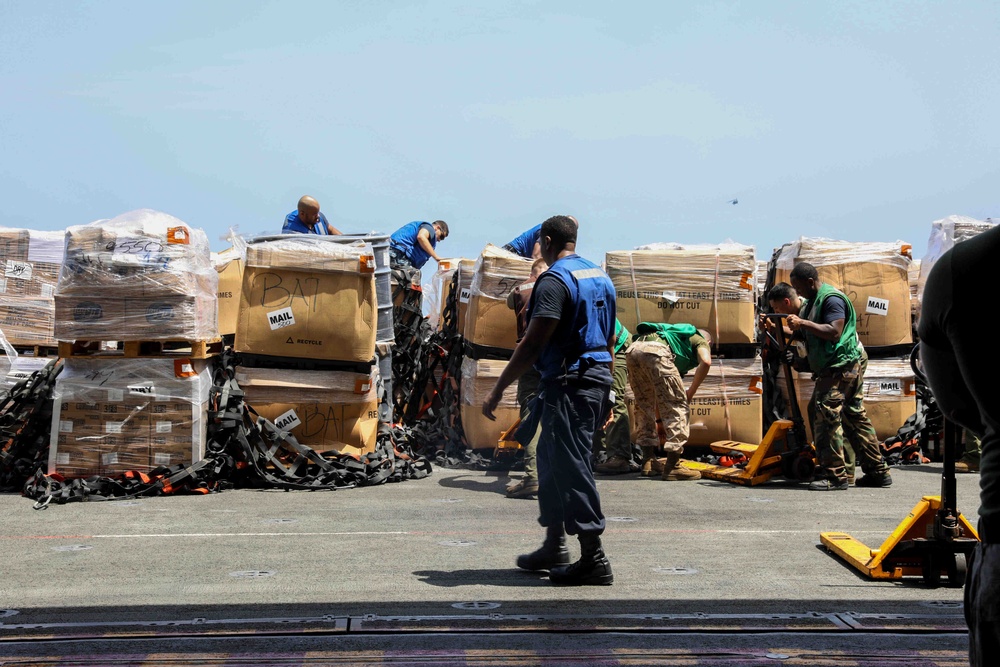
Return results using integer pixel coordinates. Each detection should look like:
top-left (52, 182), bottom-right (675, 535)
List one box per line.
top-left (529, 254), bottom-right (615, 381)
top-left (390, 221), bottom-right (436, 269)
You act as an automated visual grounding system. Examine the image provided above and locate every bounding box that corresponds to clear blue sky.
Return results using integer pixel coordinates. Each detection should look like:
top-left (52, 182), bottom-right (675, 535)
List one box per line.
top-left (2, 1), bottom-right (997, 263)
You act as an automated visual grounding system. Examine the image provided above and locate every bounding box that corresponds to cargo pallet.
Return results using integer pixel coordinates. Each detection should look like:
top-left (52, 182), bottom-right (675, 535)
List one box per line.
top-left (11, 343), bottom-right (59, 358)
top-left (58, 338), bottom-right (224, 360)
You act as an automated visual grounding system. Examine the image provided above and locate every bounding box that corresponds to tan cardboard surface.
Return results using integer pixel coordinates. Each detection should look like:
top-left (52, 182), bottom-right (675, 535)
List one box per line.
top-left (464, 245), bottom-right (532, 350)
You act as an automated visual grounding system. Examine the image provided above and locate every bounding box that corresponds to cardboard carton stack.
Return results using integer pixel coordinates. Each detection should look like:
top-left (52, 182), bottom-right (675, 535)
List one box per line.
top-left (773, 238), bottom-right (913, 349)
top-left (48, 358), bottom-right (211, 477)
top-left (776, 356), bottom-right (916, 441)
top-left (915, 215), bottom-right (995, 321)
top-left (430, 258), bottom-right (475, 332)
top-left (234, 237), bottom-right (381, 454)
top-left (54, 210), bottom-right (219, 342)
top-left (683, 356), bottom-right (764, 447)
top-left (463, 245), bottom-right (533, 352)
top-left (0, 228), bottom-right (64, 347)
top-left (212, 237), bottom-right (247, 339)
top-left (606, 243), bottom-right (758, 345)
top-left (459, 357), bottom-right (520, 450)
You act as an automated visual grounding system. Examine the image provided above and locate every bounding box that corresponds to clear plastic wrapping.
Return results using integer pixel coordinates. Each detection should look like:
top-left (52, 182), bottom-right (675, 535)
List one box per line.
top-left (775, 237), bottom-right (912, 271)
top-left (49, 357), bottom-right (211, 478)
top-left (468, 244), bottom-right (534, 300)
top-left (464, 245), bottom-right (534, 349)
top-left (56, 210), bottom-right (219, 341)
top-left (244, 237), bottom-right (374, 273)
top-left (460, 357), bottom-right (519, 408)
top-left (0, 297), bottom-right (56, 346)
top-left (916, 215), bottom-right (996, 304)
top-left (0, 227), bottom-right (65, 345)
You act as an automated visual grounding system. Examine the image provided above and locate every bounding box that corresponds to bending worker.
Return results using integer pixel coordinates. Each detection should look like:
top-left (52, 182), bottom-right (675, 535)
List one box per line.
top-left (282, 195), bottom-right (342, 235)
top-left (785, 262), bottom-right (891, 491)
top-left (503, 224), bottom-right (543, 259)
top-left (626, 322), bottom-right (710, 481)
top-left (483, 214), bottom-right (616, 586)
top-left (389, 220), bottom-right (449, 271)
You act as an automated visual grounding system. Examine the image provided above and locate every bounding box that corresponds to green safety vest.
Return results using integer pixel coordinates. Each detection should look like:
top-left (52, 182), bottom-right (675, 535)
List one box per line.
top-left (803, 282), bottom-right (860, 372)
top-left (613, 319), bottom-right (631, 354)
top-left (634, 322), bottom-right (700, 376)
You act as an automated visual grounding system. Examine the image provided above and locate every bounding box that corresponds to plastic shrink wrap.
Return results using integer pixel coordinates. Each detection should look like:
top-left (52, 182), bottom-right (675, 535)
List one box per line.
top-left (0, 228), bottom-right (65, 345)
top-left (464, 245), bottom-right (533, 350)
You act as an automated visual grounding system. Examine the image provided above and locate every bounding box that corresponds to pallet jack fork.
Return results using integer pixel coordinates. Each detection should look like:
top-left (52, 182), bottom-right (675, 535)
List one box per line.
top-left (819, 346), bottom-right (980, 586)
top-left (683, 314), bottom-right (816, 486)
top-left (494, 417), bottom-right (523, 462)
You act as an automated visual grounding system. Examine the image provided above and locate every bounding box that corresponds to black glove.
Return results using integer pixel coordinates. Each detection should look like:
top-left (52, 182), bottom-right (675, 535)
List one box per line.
top-left (782, 347), bottom-right (796, 366)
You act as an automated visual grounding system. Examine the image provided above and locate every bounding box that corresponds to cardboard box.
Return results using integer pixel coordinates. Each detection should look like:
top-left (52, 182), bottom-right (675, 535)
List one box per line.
top-left (606, 244), bottom-right (758, 345)
top-left (0, 297), bottom-right (56, 345)
top-left (776, 356), bottom-right (916, 441)
top-left (460, 357), bottom-right (519, 449)
top-left (237, 366), bottom-right (380, 456)
top-left (774, 238), bottom-right (913, 348)
top-left (54, 295), bottom-right (217, 341)
top-left (683, 356), bottom-right (763, 447)
top-left (215, 256), bottom-right (244, 336)
top-left (235, 239), bottom-right (377, 363)
top-left (463, 245), bottom-right (533, 350)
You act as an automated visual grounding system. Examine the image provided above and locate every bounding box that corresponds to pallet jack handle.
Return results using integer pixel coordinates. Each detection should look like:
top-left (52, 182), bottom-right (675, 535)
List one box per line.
top-left (762, 313), bottom-right (809, 447)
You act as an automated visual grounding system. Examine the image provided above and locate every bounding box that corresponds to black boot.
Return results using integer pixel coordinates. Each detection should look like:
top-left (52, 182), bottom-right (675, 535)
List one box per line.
top-left (549, 533), bottom-right (614, 585)
top-left (516, 524), bottom-right (571, 571)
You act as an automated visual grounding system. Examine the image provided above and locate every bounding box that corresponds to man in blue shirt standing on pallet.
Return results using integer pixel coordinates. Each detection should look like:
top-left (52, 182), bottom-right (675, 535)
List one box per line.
top-left (483, 214), bottom-right (617, 586)
top-left (282, 195), bottom-right (341, 235)
top-left (389, 220), bottom-right (449, 270)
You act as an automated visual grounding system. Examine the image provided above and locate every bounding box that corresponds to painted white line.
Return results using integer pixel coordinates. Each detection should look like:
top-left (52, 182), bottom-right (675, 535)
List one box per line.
top-left (87, 531), bottom-right (412, 538)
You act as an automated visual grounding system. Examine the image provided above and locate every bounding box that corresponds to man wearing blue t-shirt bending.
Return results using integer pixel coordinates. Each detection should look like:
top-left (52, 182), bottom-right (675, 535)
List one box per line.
top-left (503, 224), bottom-right (542, 259)
top-left (282, 196), bottom-right (341, 235)
top-left (389, 220), bottom-right (449, 270)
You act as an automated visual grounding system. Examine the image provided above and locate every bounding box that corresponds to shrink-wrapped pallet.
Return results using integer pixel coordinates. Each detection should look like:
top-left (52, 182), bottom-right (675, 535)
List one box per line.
top-left (48, 357), bottom-right (211, 478)
top-left (915, 215), bottom-right (996, 319)
top-left (684, 356), bottom-right (764, 447)
top-left (774, 238), bottom-right (912, 348)
top-left (55, 210), bottom-right (219, 342)
top-left (606, 243), bottom-right (757, 345)
top-left (237, 366), bottom-right (380, 456)
top-left (0, 228), bottom-right (64, 345)
top-left (212, 236), bottom-right (247, 337)
top-left (464, 245), bottom-right (533, 351)
top-left (460, 357), bottom-right (519, 449)
top-left (235, 237), bottom-right (377, 363)
top-left (776, 356), bottom-right (916, 442)
top-left (429, 258), bottom-right (475, 332)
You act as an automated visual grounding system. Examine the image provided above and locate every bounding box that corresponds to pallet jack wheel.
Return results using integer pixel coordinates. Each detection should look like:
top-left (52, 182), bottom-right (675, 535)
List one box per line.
top-left (783, 452), bottom-right (815, 481)
top-left (947, 553), bottom-right (968, 587)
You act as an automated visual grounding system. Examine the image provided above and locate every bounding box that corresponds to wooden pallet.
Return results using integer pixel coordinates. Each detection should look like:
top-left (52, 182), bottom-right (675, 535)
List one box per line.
top-left (11, 344), bottom-right (60, 358)
top-left (58, 338), bottom-right (224, 359)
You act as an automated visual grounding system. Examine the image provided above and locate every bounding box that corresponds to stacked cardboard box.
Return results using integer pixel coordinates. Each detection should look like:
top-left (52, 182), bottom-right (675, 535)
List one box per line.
top-left (606, 243), bottom-right (758, 345)
top-left (773, 238), bottom-right (913, 348)
top-left (915, 215), bottom-right (995, 321)
top-left (54, 210), bottom-right (219, 342)
top-left (684, 356), bottom-right (764, 447)
top-left (48, 358), bottom-right (211, 477)
top-left (0, 228), bottom-right (64, 346)
top-left (212, 243), bottom-right (246, 338)
top-left (236, 366), bottom-right (380, 456)
top-left (776, 356), bottom-right (916, 441)
top-left (460, 357), bottom-right (520, 450)
top-left (430, 258), bottom-right (475, 332)
top-left (464, 245), bottom-right (533, 351)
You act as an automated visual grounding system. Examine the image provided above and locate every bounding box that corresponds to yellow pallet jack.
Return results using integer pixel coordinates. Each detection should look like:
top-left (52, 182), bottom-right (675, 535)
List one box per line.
top-left (820, 346), bottom-right (979, 586)
top-left (493, 417), bottom-right (524, 463)
top-left (684, 314), bottom-right (816, 486)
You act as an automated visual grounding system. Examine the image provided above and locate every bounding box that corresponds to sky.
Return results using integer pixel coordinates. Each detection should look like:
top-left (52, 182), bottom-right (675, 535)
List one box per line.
top-left (1, 0), bottom-right (997, 265)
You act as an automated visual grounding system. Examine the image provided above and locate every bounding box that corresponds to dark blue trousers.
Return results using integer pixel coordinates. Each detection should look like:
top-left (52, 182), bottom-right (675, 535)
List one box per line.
top-left (536, 381), bottom-right (608, 535)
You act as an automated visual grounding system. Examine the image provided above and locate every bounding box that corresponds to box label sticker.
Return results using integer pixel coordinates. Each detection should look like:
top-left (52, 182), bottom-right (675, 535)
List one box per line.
top-left (59, 420), bottom-right (74, 433)
top-left (360, 255), bottom-right (376, 273)
top-left (166, 226), bottom-right (190, 244)
top-left (5, 260), bottom-right (32, 281)
top-left (56, 452), bottom-right (70, 465)
top-left (128, 384), bottom-right (156, 397)
top-left (105, 422), bottom-right (124, 434)
top-left (866, 296), bottom-right (889, 316)
top-left (102, 452), bottom-right (120, 465)
top-left (268, 307), bottom-right (295, 330)
top-left (153, 453), bottom-right (173, 465)
top-left (459, 288), bottom-right (471, 303)
top-left (107, 389), bottom-right (124, 402)
top-left (0, 278), bottom-right (6, 293)
top-left (274, 409), bottom-right (301, 431)
top-left (156, 421), bottom-right (172, 433)
top-left (879, 379), bottom-right (902, 395)
top-left (174, 359), bottom-right (196, 378)
top-left (41, 283), bottom-right (55, 298)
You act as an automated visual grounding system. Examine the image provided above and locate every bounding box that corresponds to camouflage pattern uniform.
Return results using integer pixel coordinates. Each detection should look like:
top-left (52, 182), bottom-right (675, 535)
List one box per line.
top-left (593, 344), bottom-right (632, 461)
top-left (516, 368), bottom-right (542, 481)
top-left (626, 340), bottom-right (688, 454)
top-left (808, 348), bottom-right (888, 483)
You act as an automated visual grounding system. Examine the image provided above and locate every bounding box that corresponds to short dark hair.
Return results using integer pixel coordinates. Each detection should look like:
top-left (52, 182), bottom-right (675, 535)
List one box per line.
top-left (540, 215), bottom-right (577, 249)
top-left (432, 220), bottom-right (449, 237)
top-left (789, 262), bottom-right (818, 282)
top-left (767, 282), bottom-right (796, 303)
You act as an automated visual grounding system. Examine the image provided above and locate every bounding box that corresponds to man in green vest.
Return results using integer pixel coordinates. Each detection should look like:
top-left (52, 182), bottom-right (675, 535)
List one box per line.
top-left (786, 262), bottom-right (892, 491)
top-left (625, 322), bottom-right (711, 481)
top-left (594, 320), bottom-right (636, 474)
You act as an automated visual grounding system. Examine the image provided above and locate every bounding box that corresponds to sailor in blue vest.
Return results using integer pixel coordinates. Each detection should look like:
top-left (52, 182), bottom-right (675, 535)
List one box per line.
top-left (389, 220), bottom-right (449, 270)
top-left (503, 224), bottom-right (542, 259)
top-left (483, 214), bottom-right (617, 586)
top-left (281, 196), bottom-right (341, 235)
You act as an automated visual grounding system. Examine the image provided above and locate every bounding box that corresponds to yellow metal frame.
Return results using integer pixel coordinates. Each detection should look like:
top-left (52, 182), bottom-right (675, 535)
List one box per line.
top-left (683, 419), bottom-right (806, 486)
top-left (820, 495), bottom-right (980, 580)
top-left (494, 418), bottom-right (523, 457)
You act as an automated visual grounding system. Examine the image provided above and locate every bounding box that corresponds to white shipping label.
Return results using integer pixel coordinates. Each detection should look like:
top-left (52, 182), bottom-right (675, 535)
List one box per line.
top-left (41, 284), bottom-right (56, 298)
top-left (661, 291), bottom-right (679, 303)
top-left (128, 384), bottom-right (156, 397)
top-left (459, 288), bottom-right (471, 303)
top-left (153, 453), bottom-right (173, 465)
top-left (878, 379), bottom-right (903, 396)
top-left (6, 370), bottom-right (34, 382)
top-left (267, 307), bottom-right (296, 330)
top-left (102, 452), bottom-right (120, 465)
top-left (274, 409), bottom-right (302, 431)
top-left (56, 453), bottom-right (70, 465)
top-left (105, 422), bottom-right (124, 434)
top-left (59, 420), bottom-right (74, 433)
top-left (5, 260), bottom-right (32, 281)
top-left (866, 296), bottom-right (890, 316)
top-left (107, 389), bottom-right (125, 402)
top-left (156, 421), bottom-right (172, 433)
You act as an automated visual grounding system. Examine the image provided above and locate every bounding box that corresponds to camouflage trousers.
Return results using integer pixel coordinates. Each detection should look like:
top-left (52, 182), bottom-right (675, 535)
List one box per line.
top-left (626, 340), bottom-right (688, 454)
top-left (808, 355), bottom-right (889, 483)
top-left (592, 346), bottom-right (632, 461)
top-left (516, 367), bottom-right (542, 481)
